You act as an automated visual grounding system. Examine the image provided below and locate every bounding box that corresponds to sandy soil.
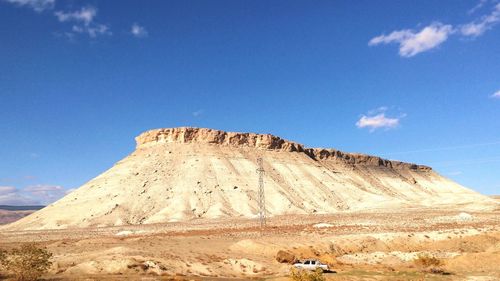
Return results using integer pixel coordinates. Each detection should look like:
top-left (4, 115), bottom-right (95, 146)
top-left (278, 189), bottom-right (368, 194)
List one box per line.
top-left (1, 209), bottom-right (499, 280)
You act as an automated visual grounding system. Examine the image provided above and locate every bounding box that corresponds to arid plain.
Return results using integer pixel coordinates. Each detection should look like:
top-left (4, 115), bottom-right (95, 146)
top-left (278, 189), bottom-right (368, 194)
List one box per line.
top-left (1, 209), bottom-right (499, 280)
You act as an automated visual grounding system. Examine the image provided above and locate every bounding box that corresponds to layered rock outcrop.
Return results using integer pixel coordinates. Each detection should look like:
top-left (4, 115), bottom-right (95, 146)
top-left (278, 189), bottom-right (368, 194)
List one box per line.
top-left (136, 127), bottom-right (431, 171)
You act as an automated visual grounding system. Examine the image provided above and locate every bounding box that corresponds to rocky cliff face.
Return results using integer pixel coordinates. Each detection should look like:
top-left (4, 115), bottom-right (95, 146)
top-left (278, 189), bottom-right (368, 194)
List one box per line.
top-left (136, 127), bottom-right (430, 171)
top-left (3, 127), bottom-right (496, 230)
top-left (135, 127), bottom-right (306, 151)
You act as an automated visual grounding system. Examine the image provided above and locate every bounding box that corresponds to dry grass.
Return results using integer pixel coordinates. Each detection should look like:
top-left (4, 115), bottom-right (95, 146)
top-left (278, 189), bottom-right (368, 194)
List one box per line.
top-left (413, 253), bottom-right (450, 275)
top-left (289, 268), bottom-right (326, 281)
top-left (413, 253), bottom-right (443, 268)
top-left (0, 243), bottom-right (52, 281)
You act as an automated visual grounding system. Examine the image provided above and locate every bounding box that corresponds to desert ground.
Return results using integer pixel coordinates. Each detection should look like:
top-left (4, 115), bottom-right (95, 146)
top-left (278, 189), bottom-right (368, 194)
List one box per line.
top-left (1, 208), bottom-right (499, 280)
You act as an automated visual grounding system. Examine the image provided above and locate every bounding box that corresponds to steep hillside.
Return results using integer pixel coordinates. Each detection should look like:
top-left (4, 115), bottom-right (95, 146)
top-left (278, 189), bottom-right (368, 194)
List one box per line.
top-left (3, 127), bottom-right (496, 230)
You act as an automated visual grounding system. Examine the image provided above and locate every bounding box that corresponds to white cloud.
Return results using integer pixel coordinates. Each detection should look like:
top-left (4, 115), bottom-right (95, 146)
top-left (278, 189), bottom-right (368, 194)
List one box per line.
top-left (369, 23), bottom-right (454, 57)
top-left (468, 0), bottom-right (488, 14)
top-left (356, 107), bottom-right (404, 132)
top-left (5, 1), bottom-right (112, 39)
top-left (356, 114), bottom-right (400, 131)
top-left (131, 23), bottom-right (148, 38)
top-left (0, 186), bottom-right (17, 195)
top-left (0, 184), bottom-right (69, 205)
top-left (0, 186), bottom-right (37, 205)
top-left (54, 6), bottom-right (111, 38)
top-left (4, 0), bottom-right (54, 12)
top-left (370, 3), bottom-right (500, 56)
top-left (55, 6), bottom-right (96, 25)
top-left (72, 24), bottom-right (111, 38)
top-left (461, 3), bottom-right (500, 37)
top-left (24, 184), bottom-right (65, 203)
top-left (491, 90), bottom-right (500, 98)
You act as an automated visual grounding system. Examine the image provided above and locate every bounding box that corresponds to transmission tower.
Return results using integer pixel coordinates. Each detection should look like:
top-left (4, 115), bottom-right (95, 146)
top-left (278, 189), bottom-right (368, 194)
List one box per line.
top-left (256, 157), bottom-right (266, 229)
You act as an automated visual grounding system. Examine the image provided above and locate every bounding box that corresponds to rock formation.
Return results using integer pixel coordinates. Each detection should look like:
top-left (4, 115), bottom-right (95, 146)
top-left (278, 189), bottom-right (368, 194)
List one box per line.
top-left (3, 127), bottom-right (496, 230)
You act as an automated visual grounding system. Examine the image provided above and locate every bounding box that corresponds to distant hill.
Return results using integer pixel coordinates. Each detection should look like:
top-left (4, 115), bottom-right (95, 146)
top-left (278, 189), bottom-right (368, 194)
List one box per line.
top-left (0, 207), bottom-right (43, 225)
top-left (0, 205), bottom-right (44, 211)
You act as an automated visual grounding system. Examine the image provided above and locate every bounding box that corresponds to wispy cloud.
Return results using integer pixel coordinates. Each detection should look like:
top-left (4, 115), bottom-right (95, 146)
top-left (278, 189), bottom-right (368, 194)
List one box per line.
top-left (71, 24), bottom-right (110, 38)
top-left (491, 90), bottom-right (500, 98)
top-left (4, 0), bottom-right (54, 12)
top-left (370, 3), bottom-right (500, 57)
top-left (4, 1), bottom-right (112, 38)
top-left (131, 23), bottom-right (148, 38)
top-left (24, 184), bottom-right (66, 204)
top-left (55, 6), bottom-right (96, 25)
top-left (0, 186), bottom-right (16, 194)
top-left (461, 3), bottom-right (500, 37)
top-left (0, 186), bottom-right (37, 205)
top-left (0, 184), bottom-right (68, 205)
top-left (369, 23), bottom-right (454, 57)
top-left (468, 0), bottom-right (488, 14)
top-left (54, 6), bottom-right (110, 38)
top-left (192, 109), bottom-right (204, 117)
top-left (356, 107), bottom-right (404, 132)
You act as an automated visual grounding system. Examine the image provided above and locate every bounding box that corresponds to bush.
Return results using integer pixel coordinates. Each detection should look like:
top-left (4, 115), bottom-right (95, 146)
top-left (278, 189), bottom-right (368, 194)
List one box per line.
top-left (290, 267), bottom-right (325, 281)
top-left (413, 253), bottom-right (442, 268)
top-left (0, 244), bottom-right (52, 281)
top-left (413, 253), bottom-right (449, 274)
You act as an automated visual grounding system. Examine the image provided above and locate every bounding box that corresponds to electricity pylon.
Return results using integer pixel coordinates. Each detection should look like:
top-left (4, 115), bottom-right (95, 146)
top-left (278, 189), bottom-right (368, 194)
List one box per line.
top-left (257, 157), bottom-right (266, 229)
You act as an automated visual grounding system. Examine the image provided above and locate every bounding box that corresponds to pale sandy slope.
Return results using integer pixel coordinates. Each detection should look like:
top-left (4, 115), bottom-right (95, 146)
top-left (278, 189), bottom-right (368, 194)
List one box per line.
top-left (3, 127), bottom-right (497, 230)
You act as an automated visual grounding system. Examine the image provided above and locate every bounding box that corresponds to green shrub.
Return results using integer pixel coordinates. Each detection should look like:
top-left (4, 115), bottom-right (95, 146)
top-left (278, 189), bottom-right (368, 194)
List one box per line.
top-left (290, 267), bottom-right (326, 281)
top-left (0, 243), bottom-right (52, 281)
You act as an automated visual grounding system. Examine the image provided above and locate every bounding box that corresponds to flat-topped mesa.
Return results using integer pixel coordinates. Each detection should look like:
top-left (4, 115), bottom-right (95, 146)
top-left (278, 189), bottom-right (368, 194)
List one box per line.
top-left (136, 127), bottom-right (306, 151)
top-left (135, 127), bottom-right (431, 171)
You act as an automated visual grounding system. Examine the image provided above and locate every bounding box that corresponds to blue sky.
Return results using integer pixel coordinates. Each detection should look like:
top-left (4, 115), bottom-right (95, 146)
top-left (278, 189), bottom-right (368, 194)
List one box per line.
top-left (0, 0), bottom-right (499, 205)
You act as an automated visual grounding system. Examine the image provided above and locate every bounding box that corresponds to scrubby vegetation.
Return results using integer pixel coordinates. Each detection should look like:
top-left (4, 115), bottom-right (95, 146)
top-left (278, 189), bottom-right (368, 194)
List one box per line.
top-left (413, 253), bottom-right (442, 268)
top-left (0, 244), bottom-right (52, 281)
top-left (413, 253), bottom-right (448, 275)
top-left (290, 267), bottom-right (326, 281)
